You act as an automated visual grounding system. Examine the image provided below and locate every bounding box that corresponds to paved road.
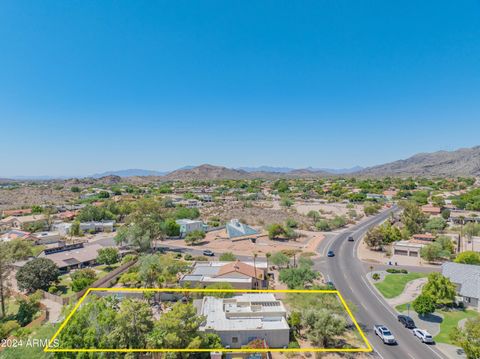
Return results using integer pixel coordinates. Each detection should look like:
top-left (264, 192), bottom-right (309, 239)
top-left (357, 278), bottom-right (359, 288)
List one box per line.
top-left (315, 207), bottom-right (449, 359)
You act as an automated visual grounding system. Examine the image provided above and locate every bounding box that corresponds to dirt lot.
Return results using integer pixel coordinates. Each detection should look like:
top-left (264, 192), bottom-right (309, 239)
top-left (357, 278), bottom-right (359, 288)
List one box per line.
top-left (201, 200), bottom-right (312, 228)
top-left (294, 201), bottom-right (365, 220)
top-left (163, 228), bottom-right (325, 257)
top-left (0, 186), bottom-right (76, 210)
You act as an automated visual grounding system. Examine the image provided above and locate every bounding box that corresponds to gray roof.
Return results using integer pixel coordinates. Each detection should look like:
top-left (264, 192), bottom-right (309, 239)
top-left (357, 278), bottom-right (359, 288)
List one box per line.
top-left (442, 262), bottom-right (480, 300)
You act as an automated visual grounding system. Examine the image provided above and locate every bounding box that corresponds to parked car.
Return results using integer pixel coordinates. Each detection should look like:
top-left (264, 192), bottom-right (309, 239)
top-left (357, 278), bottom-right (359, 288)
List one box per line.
top-left (374, 325), bottom-right (397, 345)
top-left (327, 250), bottom-right (335, 257)
top-left (203, 250), bottom-right (215, 257)
top-left (347, 236), bottom-right (354, 242)
top-left (413, 328), bottom-right (434, 344)
top-left (398, 315), bottom-right (416, 329)
top-left (326, 281), bottom-right (335, 289)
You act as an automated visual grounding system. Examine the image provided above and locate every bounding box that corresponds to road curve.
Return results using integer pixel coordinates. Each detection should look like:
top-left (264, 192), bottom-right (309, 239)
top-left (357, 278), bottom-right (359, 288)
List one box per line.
top-left (315, 207), bottom-right (449, 359)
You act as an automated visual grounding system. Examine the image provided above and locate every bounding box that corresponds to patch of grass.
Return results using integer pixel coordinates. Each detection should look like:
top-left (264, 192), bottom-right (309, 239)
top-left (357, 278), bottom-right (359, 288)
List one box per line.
top-left (434, 309), bottom-right (479, 344)
top-left (374, 272), bottom-right (427, 299)
top-left (0, 323), bottom-right (57, 359)
top-left (31, 245), bottom-right (46, 256)
top-left (395, 302), bottom-right (412, 313)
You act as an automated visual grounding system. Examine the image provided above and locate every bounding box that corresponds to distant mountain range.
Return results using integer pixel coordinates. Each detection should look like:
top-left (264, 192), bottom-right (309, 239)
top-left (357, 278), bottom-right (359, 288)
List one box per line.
top-left (5, 146), bottom-right (480, 180)
top-left (92, 169), bottom-right (168, 178)
top-left (358, 146), bottom-right (480, 177)
top-left (90, 165), bottom-right (364, 179)
top-left (238, 166), bottom-right (363, 174)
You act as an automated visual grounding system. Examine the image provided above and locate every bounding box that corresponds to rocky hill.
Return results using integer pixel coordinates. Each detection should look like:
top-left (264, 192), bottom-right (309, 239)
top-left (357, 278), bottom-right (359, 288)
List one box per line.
top-left (163, 164), bottom-right (252, 181)
top-left (358, 146), bottom-right (480, 177)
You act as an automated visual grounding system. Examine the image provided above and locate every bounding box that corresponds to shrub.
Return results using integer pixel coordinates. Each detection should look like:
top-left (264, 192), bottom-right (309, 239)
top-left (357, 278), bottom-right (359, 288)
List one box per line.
top-left (386, 268), bottom-right (408, 274)
top-left (1, 321), bottom-right (20, 338)
top-left (184, 254), bottom-right (193, 261)
top-left (372, 273), bottom-right (380, 281)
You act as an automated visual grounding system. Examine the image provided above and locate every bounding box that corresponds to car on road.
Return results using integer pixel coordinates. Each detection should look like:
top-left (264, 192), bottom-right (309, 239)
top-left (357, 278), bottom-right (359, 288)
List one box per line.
top-left (398, 314), bottom-right (416, 329)
top-left (413, 328), bottom-right (434, 344)
top-left (326, 281), bottom-right (335, 289)
top-left (374, 325), bottom-right (397, 345)
top-left (203, 250), bottom-right (215, 256)
top-left (347, 235), bottom-right (354, 242)
top-left (327, 250), bottom-right (335, 257)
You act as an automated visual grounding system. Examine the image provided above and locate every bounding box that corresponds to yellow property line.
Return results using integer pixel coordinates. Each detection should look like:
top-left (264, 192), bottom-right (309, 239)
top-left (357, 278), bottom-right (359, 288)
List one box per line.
top-left (45, 288), bottom-right (373, 353)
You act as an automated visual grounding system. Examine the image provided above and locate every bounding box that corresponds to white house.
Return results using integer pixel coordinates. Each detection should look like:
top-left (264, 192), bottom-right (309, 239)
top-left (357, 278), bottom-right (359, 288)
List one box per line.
top-left (198, 293), bottom-right (290, 348)
top-left (176, 219), bottom-right (205, 238)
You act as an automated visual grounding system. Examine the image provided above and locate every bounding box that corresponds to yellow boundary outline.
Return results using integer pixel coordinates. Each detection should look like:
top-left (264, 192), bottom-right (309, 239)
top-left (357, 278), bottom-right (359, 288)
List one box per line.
top-left (45, 288), bottom-right (373, 353)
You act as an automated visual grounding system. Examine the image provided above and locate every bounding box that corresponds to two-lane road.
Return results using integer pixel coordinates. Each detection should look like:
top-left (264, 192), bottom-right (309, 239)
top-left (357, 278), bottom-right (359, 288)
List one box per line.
top-left (316, 207), bottom-right (449, 359)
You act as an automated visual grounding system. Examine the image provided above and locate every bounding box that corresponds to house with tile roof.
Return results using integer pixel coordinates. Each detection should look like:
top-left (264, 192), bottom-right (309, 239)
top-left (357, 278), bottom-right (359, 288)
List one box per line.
top-left (442, 262), bottom-right (480, 311)
top-left (180, 260), bottom-right (268, 289)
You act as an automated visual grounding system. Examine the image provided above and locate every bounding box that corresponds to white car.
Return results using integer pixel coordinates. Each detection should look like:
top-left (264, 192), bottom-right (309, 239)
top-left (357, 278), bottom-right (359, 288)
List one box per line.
top-left (413, 328), bottom-right (434, 344)
top-left (374, 325), bottom-right (397, 344)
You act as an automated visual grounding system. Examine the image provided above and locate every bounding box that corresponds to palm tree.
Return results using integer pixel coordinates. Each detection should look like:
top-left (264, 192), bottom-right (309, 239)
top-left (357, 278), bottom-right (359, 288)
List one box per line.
top-left (253, 253), bottom-right (258, 289)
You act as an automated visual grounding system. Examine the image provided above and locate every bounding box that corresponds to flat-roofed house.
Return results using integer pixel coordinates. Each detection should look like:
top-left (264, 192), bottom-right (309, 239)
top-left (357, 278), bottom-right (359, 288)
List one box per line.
top-left (37, 243), bottom-right (104, 271)
top-left (198, 293), bottom-right (290, 348)
top-left (180, 260), bottom-right (268, 289)
top-left (442, 262), bottom-right (480, 310)
top-left (176, 219), bottom-right (205, 238)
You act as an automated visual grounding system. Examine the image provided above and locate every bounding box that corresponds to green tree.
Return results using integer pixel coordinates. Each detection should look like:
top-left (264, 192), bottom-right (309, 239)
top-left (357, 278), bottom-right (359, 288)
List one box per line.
top-left (185, 230), bottom-right (206, 246)
top-left (267, 223), bottom-right (287, 239)
top-left (70, 220), bottom-right (81, 237)
top-left (163, 218), bottom-right (181, 237)
top-left (400, 201), bottom-right (428, 235)
top-left (450, 317), bottom-right (480, 359)
top-left (77, 205), bottom-right (115, 222)
top-left (16, 258), bottom-right (60, 293)
top-left (441, 209), bottom-right (451, 220)
top-left (108, 299), bottom-right (154, 349)
top-left (425, 217), bottom-right (447, 232)
top-left (413, 294), bottom-right (436, 317)
top-left (96, 247), bottom-right (119, 268)
top-left (302, 309), bottom-right (347, 348)
top-left (147, 302), bottom-right (219, 350)
top-left (114, 198), bottom-right (166, 252)
top-left (16, 292), bottom-right (41, 326)
top-left (4, 240), bottom-right (33, 260)
top-left (70, 186), bottom-right (81, 193)
top-left (422, 272), bottom-right (456, 306)
top-left (70, 268), bottom-right (97, 292)
top-left (279, 267), bottom-right (319, 289)
top-left (420, 237), bottom-right (453, 263)
top-left (219, 252), bottom-right (236, 261)
top-left (270, 252), bottom-right (290, 268)
top-left (455, 251), bottom-right (480, 265)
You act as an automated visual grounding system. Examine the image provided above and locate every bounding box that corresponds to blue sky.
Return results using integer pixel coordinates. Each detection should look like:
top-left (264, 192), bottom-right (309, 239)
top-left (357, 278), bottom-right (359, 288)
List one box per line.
top-left (1, 1), bottom-right (480, 177)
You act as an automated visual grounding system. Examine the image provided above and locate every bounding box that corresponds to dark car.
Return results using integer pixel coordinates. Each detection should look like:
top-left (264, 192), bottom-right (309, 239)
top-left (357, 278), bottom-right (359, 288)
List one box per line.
top-left (327, 250), bottom-right (335, 257)
top-left (203, 250), bottom-right (215, 257)
top-left (326, 281), bottom-right (336, 289)
top-left (398, 315), bottom-right (416, 329)
top-left (347, 236), bottom-right (354, 242)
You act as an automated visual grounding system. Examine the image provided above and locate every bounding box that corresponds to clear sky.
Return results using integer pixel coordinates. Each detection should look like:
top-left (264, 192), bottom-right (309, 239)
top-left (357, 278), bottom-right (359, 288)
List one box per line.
top-left (1, 1), bottom-right (480, 177)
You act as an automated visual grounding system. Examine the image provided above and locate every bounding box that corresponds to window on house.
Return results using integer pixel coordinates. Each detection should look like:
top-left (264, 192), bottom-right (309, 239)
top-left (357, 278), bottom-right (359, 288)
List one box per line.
top-left (232, 337), bottom-right (238, 343)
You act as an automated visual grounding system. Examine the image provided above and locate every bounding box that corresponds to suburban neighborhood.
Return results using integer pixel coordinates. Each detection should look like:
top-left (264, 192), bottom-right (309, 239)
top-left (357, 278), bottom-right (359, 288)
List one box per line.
top-left (2, 1), bottom-right (480, 358)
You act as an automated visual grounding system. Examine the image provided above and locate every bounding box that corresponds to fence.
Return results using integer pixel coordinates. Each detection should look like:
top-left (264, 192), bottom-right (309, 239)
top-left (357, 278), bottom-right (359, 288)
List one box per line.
top-left (75, 259), bottom-right (137, 299)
